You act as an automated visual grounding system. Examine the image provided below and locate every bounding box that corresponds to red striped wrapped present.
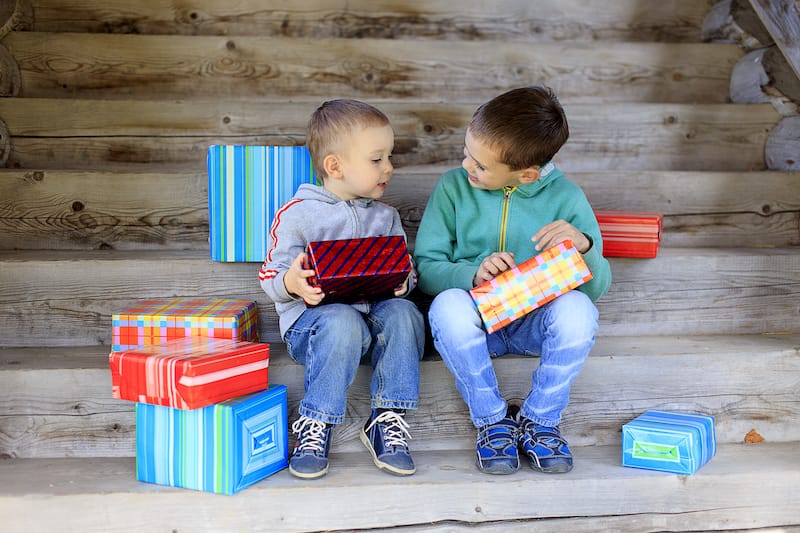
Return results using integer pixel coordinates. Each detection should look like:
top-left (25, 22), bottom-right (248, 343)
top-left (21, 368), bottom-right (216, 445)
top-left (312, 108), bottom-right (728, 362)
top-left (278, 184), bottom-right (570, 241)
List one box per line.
top-left (595, 210), bottom-right (664, 258)
top-left (306, 236), bottom-right (412, 304)
top-left (110, 337), bottom-right (269, 410)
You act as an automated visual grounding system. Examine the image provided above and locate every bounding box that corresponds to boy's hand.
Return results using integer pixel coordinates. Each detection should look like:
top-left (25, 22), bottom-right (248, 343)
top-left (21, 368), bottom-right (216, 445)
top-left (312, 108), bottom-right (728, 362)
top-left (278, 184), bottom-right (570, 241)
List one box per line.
top-left (393, 276), bottom-right (409, 297)
top-left (283, 253), bottom-right (324, 306)
top-left (532, 220), bottom-right (591, 253)
top-left (474, 252), bottom-right (516, 286)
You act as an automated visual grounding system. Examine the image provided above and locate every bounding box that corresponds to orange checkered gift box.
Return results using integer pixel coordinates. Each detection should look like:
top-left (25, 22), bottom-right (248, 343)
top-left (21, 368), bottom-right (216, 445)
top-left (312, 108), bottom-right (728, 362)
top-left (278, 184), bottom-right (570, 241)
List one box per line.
top-left (112, 298), bottom-right (258, 352)
top-left (469, 240), bottom-right (593, 334)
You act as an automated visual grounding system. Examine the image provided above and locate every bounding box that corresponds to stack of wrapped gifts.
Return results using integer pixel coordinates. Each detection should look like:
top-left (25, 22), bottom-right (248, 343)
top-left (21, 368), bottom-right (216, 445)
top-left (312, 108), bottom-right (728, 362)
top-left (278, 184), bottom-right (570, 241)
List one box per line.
top-left (207, 145), bottom-right (317, 263)
top-left (470, 240), bottom-right (594, 333)
top-left (109, 298), bottom-right (288, 494)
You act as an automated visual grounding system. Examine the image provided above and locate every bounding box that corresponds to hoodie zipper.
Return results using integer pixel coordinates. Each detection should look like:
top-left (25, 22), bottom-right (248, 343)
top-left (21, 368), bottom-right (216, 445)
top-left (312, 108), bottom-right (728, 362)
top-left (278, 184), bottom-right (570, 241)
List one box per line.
top-left (499, 186), bottom-right (516, 252)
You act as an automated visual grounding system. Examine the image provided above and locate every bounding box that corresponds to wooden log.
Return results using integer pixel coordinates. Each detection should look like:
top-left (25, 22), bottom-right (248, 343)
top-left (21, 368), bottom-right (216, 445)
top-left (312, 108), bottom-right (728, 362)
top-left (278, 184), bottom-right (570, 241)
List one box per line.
top-left (767, 116), bottom-right (800, 171)
top-left (3, 32), bottom-right (742, 103)
top-left (730, 48), bottom-right (771, 103)
top-left (28, 0), bottom-right (715, 42)
top-left (749, 0), bottom-right (800, 83)
top-left (2, 169), bottom-right (799, 251)
top-left (2, 335), bottom-right (799, 458)
top-left (0, 42), bottom-right (20, 97)
top-left (0, 99), bottom-right (781, 171)
top-left (0, 0), bottom-right (32, 38)
top-left (764, 45), bottom-right (800, 102)
top-left (1, 248), bottom-right (799, 346)
top-left (733, 0), bottom-right (773, 45)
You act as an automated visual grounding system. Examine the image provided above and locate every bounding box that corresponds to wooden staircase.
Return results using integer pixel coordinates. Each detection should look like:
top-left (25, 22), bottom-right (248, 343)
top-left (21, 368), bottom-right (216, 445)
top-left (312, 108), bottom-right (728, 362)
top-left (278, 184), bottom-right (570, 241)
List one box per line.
top-left (1, 1), bottom-right (799, 531)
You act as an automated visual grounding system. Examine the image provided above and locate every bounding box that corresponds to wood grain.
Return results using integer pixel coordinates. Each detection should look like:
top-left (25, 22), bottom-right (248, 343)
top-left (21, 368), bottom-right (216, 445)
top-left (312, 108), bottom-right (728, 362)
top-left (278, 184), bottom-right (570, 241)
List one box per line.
top-left (3, 32), bottom-right (741, 103)
top-left (0, 99), bottom-right (781, 171)
top-left (28, 0), bottom-right (716, 41)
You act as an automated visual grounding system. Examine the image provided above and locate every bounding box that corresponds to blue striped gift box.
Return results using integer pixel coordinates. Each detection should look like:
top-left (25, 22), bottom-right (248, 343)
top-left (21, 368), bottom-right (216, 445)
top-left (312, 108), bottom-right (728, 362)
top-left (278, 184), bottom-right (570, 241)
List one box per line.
top-left (208, 145), bottom-right (317, 262)
top-left (622, 410), bottom-right (716, 475)
top-left (136, 385), bottom-right (288, 494)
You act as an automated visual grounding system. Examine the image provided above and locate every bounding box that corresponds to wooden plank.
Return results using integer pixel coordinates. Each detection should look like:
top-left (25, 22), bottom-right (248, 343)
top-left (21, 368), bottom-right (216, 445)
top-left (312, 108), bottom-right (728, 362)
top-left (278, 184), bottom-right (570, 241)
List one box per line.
top-left (1, 443), bottom-right (798, 532)
top-left (1, 248), bottom-right (799, 345)
top-left (27, 0), bottom-right (716, 42)
top-left (3, 169), bottom-right (799, 251)
top-left (3, 32), bottom-right (741, 103)
top-left (0, 99), bottom-right (780, 171)
top-left (749, 0), bottom-right (800, 82)
top-left (2, 335), bottom-right (799, 458)
top-left (0, 0), bottom-right (32, 38)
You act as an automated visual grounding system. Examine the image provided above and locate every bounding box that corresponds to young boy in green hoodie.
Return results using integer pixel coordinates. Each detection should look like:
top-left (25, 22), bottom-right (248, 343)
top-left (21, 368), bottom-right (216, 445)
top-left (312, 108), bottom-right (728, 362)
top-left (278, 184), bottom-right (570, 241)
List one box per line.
top-left (414, 86), bottom-right (611, 475)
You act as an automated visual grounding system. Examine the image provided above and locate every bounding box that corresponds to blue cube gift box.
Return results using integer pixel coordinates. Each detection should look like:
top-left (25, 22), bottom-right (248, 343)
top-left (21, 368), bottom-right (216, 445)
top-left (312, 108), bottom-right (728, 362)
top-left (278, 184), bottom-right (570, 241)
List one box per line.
top-left (136, 385), bottom-right (289, 495)
top-left (208, 145), bottom-right (317, 262)
top-left (622, 410), bottom-right (716, 475)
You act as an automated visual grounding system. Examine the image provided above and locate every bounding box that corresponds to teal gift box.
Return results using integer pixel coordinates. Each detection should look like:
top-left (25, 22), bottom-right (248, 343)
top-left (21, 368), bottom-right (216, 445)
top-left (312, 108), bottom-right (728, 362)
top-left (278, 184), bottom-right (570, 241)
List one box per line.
top-left (208, 145), bottom-right (317, 262)
top-left (622, 410), bottom-right (716, 475)
top-left (136, 385), bottom-right (288, 494)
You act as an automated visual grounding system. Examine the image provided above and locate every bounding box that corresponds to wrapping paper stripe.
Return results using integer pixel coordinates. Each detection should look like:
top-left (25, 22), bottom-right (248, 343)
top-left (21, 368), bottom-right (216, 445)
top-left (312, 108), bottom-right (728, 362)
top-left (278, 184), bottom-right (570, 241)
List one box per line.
top-left (208, 145), bottom-right (317, 262)
top-left (470, 240), bottom-right (593, 333)
top-left (306, 236), bottom-right (412, 304)
top-left (622, 410), bottom-right (716, 475)
top-left (112, 298), bottom-right (258, 352)
top-left (136, 385), bottom-right (288, 494)
top-left (110, 337), bottom-right (270, 410)
top-left (595, 210), bottom-right (664, 258)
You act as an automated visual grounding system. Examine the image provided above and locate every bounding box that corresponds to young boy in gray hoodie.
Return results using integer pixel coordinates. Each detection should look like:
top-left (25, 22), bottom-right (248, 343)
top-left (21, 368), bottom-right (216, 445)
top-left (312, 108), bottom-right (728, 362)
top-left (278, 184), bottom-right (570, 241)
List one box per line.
top-left (258, 99), bottom-right (424, 479)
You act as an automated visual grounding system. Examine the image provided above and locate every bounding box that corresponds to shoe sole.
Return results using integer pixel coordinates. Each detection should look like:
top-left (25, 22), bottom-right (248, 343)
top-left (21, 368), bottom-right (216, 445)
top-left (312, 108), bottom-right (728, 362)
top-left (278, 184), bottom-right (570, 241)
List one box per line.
top-left (288, 463), bottom-right (329, 479)
top-left (359, 429), bottom-right (416, 476)
top-left (475, 458), bottom-right (519, 475)
top-left (525, 454), bottom-right (573, 474)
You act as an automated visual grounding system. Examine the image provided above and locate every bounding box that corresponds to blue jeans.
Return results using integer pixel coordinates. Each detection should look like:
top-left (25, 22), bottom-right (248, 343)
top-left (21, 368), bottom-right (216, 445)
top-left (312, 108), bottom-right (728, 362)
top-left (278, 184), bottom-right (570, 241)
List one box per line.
top-left (428, 288), bottom-right (598, 428)
top-left (284, 298), bottom-right (425, 425)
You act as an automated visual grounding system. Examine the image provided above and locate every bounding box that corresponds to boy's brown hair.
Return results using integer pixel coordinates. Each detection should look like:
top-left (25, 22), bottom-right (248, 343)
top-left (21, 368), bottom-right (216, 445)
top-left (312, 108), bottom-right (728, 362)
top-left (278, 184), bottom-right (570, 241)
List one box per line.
top-left (306, 99), bottom-right (391, 179)
top-left (468, 86), bottom-right (569, 171)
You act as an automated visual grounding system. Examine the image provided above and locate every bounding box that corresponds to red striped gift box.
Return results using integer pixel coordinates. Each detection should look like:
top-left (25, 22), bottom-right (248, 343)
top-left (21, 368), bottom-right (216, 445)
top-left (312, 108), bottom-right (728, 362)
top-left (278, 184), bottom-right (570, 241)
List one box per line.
top-left (110, 337), bottom-right (269, 410)
top-left (306, 236), bottom-right (412, 304)
top-left (595, 210), bottom-right (664, 258)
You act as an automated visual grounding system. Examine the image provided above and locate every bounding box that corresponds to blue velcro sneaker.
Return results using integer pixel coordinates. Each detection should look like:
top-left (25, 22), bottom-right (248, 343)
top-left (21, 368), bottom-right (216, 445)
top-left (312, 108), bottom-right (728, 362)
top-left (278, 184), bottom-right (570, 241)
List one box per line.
top-left (519, 419), bottom-right (573, 474)
top-left (476, 417), bottom-right (520, 475)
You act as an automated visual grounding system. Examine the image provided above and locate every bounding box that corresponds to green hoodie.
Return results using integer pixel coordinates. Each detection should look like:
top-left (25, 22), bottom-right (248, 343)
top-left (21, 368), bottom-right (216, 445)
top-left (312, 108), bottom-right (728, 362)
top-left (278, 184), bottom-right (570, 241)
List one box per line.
top-left (414, 164), bottom-right (611, 302)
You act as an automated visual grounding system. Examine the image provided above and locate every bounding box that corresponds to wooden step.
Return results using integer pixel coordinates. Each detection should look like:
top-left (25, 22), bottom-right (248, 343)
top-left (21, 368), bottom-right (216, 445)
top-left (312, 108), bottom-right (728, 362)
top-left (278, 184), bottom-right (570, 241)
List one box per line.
top-left (2, 168), bottom-right (799, 251)
top-left (3, 32), bottom-right (741, 103)
top-left (1, 442), bottom-right (797, 532)
top-left (0, 99), bottom-right (780, 171)
top-left (1, 248), bottom-right (798, 346)
top-left (24, 0), bottom-right (716, 42)
top-left (2, 334), bottom-right (798, 459)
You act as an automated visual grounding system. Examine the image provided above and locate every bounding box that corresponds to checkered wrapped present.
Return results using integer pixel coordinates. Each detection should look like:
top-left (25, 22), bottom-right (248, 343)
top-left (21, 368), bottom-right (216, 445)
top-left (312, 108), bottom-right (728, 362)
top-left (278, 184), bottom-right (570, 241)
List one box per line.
top-left (208, 145), bottom-right (317, 262)
top-left (112, 298), bottom-right (258, 352)
top-left (110, 337), bottom-right (269, 410)
top-left (306, 236), bottom-right (413, 304)
top-left (622, 410), bottom-right (716, 475)
top-left (470, 240), bottom-right (593, 334)
top-left (136, 385), bottom-right (288, 494)
top-left (595, 210), bottom-right (664, 258)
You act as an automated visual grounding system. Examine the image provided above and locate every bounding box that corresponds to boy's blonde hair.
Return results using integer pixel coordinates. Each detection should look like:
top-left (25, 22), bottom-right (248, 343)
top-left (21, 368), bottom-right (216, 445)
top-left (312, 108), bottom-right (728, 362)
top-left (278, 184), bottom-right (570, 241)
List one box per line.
top-left (306, 99), bottom-right (391, 179)
top-left (468, 86), bottom-right (569, 171)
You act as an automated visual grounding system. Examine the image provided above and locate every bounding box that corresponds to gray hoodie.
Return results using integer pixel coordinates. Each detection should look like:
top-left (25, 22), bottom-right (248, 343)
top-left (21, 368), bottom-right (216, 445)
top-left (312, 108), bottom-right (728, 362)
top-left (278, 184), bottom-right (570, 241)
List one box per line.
top-left (258, 184), bottom-right (417, 338)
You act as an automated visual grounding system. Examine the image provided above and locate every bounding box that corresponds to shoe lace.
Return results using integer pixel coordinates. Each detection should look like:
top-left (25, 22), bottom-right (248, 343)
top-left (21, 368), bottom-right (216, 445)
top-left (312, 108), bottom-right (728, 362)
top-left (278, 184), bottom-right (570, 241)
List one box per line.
top-left (291, 416), bottom-right (328, 453)
top-left (366, 411), bottom-right (412, 448)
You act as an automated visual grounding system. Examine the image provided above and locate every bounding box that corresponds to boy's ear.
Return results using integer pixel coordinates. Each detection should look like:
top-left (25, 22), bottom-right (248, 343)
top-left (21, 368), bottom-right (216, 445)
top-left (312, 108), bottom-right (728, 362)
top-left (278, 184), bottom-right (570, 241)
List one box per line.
top-left (323, 154), bottom-right (342, 179)
top-left (519, 166), bottom-right (541, 184)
